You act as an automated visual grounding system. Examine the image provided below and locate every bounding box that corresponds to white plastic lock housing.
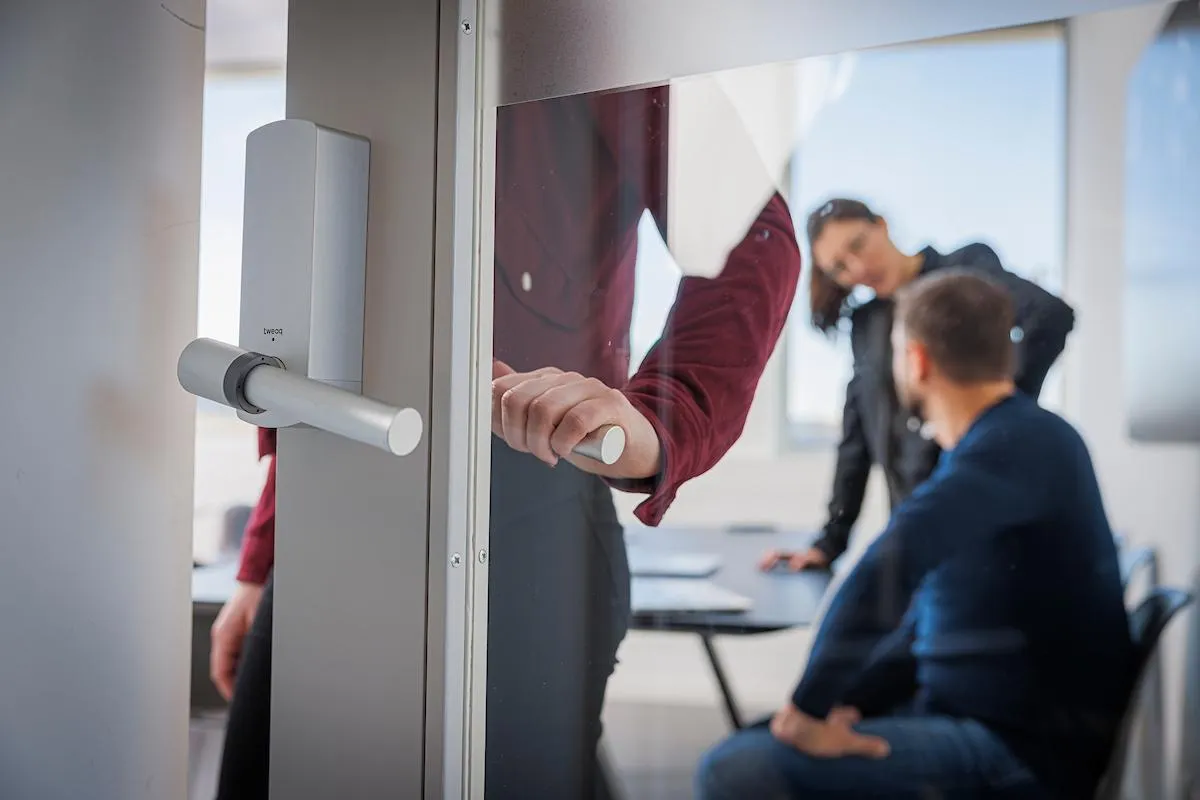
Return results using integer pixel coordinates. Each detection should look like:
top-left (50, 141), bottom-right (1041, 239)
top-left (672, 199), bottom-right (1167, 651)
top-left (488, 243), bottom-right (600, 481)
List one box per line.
top-left (237, 119), bottom-right (371, 428)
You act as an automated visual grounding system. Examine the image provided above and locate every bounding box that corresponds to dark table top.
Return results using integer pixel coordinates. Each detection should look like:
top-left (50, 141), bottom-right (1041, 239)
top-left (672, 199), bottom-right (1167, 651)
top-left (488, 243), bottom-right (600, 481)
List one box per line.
top-left (625, 526), bottom-right (831, 635)
top-left (193, 526), bottom-right (831, 636)
top-left (192, 530), bottom-right (1154, 639)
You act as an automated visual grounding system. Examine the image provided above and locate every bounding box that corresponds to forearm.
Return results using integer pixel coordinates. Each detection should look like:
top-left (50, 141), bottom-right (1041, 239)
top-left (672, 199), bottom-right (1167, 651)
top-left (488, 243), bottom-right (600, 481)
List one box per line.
top-left (840, 614), bottom-right (918, 717)
top-left (790, 533), bottom-right (913, 716)
top-left (791, 573), bottom-right (892, 715)
top-left (236, 456), bottom-right (275, 584)
top-left (812, 383), bottom-right (870, 561)
top-left (618, 192), bottom-right (801, 525)
top-left (813, 464), bottom-right (870, 561)
top-left (236, 428), bottom-right (277, 584)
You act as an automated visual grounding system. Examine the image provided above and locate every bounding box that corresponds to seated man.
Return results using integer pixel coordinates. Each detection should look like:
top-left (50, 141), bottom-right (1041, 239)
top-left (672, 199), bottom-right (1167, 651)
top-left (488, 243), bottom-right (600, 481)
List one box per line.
top-left (696, 271), bottom-right (1134, 799)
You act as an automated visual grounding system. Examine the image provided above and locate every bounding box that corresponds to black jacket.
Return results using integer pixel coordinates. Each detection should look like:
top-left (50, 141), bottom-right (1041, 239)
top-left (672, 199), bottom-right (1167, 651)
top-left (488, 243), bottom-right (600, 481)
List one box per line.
top-left (811, 243), bottom-right (1076, 562)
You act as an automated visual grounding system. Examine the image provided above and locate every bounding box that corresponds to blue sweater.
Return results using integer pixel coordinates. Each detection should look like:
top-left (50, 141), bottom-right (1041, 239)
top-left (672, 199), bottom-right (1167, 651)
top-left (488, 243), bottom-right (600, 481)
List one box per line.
top-left (792, 393), bottom-right (1134, 798)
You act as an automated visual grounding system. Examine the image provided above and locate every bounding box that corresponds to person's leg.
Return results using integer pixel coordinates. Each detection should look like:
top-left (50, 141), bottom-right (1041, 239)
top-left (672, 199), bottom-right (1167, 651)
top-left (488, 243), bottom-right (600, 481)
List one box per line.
top-left (581, 478), bottom-right (631, 800)
top-left (215, 574), bottom-right (274, 800)
top-left (484, 447), bottom-right (629, 800)
top-left (695, 716), bottom-right (1051, 800)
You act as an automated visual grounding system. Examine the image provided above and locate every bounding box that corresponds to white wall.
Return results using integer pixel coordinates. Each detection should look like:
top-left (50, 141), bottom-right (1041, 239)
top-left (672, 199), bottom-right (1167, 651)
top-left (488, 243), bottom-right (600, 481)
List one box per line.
top-left (0, 1), bottom-right (204, 798)
top-left (1065, 5), bottom-right (1200, 795)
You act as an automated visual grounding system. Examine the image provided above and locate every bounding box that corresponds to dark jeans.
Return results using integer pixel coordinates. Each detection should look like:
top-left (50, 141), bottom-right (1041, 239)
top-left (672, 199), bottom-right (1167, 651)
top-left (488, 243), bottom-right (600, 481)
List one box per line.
top-left (215, 445), bottom-right (629, 800)
top-left (483, 446), bottom-right (630, 799)
top-left (695, 717), bottom-right (1052, 800)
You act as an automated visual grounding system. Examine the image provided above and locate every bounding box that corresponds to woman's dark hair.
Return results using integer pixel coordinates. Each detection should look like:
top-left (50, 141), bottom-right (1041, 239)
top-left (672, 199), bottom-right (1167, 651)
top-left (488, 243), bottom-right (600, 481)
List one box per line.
top-left (806, 198), bottom-right (879, 334)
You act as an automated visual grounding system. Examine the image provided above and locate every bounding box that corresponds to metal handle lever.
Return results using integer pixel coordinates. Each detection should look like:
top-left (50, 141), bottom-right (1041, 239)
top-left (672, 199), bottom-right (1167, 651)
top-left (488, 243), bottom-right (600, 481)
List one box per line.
top-left (573, 425), bottom-right (626, 465)
top-left (179, 338), bottom-right (626, 464)
top-left (177, 338), bottom-right (423, 456)
top-left (241, 364), bottom-right (423, 456)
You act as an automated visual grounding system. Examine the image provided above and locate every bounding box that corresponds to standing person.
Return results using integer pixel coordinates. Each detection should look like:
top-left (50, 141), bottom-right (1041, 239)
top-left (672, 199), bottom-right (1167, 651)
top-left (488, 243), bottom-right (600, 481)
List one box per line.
top-left (761, 198), bottom-right (1075, 573)
top-left (210, 85), bottom-right (802, 799)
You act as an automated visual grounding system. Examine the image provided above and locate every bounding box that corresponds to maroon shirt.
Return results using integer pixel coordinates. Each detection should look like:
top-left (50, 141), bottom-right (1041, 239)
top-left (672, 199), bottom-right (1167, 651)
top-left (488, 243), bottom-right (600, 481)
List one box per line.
top-left (237, 87), bottom-right (801, 584)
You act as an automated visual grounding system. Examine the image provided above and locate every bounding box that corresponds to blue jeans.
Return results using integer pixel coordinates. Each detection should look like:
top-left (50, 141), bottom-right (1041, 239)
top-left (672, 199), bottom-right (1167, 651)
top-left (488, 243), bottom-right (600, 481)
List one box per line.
top-left (695, 716), bottom-right (1052, 800)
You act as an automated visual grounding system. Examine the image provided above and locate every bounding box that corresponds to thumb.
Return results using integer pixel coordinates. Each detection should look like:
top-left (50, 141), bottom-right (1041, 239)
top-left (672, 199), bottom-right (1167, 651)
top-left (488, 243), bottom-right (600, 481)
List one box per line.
top-left (492, 359), bottom-right (515, 380)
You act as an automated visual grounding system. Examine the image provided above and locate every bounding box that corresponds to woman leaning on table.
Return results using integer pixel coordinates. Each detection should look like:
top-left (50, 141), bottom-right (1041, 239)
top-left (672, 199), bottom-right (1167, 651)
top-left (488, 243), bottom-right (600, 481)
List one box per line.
top-left (761, 198), bottom-right (1076, 573)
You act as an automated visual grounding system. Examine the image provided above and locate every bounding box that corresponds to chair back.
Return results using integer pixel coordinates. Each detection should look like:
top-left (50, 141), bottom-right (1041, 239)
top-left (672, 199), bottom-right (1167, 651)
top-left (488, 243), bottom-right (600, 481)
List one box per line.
top-left (1094, 587), bottom-right (1193, 799)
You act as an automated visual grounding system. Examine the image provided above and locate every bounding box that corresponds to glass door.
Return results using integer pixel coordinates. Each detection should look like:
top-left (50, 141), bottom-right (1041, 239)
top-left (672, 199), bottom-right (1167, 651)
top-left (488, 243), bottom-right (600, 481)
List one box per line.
top-left (454, 1), bottom-right (1105, 798)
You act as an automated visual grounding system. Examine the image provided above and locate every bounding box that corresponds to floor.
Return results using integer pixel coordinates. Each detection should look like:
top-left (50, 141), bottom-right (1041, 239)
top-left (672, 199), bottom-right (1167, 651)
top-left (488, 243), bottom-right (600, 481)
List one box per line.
top-left (188, 629), bottom-right (805, 799)
top-left (190, 411), bottom-right (813, 797)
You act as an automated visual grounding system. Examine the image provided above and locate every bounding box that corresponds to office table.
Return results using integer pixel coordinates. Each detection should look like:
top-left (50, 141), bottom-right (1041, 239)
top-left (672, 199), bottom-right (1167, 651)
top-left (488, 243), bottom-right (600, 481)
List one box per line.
top-left (194, 534), bottom-right (1152, 731)
top-left (625, 530), bottom-right (1155, 731)
top-left (625, 526), bottom-right (831, 729)
top-left (192, 526), bottom-right (829, 730)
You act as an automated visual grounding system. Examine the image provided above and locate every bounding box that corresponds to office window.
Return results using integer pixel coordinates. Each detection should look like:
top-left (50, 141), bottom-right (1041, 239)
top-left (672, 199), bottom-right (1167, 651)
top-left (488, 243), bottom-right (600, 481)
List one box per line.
top-left (1124, 2), bottom-right (1200, 442)
top-left (192, 70), bottom-right (286, 562)
top-left (784, 27), bottom-right (1067, 446)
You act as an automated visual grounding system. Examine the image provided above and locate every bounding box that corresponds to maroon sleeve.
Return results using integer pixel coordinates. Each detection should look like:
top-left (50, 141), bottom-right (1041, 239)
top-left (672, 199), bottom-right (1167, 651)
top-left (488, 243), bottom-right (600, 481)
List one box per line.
top-left (592, 85), bottom-right (669, 231)
top-left (617, 192), bottom-right (801, 525)
top-left (236, 428), bottom-right (276, 584)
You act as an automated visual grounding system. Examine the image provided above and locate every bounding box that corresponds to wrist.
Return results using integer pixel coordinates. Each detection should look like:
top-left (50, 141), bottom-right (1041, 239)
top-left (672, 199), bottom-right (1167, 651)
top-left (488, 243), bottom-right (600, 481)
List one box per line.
top-left (617, 415), bottom-right (663, 479)
top-left (615, 396), bottom-right (665, 480)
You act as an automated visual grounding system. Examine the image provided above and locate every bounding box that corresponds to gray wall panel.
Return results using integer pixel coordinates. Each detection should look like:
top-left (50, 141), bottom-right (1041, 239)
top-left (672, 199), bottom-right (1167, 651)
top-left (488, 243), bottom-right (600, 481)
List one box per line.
top-left (271, 1), bottom-right (441, 797)
top-left (0, 1), bottom-right (204, 797)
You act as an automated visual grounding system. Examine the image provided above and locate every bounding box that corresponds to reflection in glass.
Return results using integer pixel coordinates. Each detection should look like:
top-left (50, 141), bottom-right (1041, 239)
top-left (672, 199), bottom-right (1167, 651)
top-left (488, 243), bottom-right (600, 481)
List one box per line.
top-left (481, 25), bottom-right (1102, 800)
top-left (487, 84), bottom-right (800, 798)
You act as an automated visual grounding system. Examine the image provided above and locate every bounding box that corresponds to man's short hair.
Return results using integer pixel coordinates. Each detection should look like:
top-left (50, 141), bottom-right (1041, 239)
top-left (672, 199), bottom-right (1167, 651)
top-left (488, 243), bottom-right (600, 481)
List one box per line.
top-left (895, 270), bottom-right (1015, 384)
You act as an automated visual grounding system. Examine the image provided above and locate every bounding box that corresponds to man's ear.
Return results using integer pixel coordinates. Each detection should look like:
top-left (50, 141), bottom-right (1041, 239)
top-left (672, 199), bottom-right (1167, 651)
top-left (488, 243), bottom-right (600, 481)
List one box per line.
top-left (909, 340), bottom-right (930, 382)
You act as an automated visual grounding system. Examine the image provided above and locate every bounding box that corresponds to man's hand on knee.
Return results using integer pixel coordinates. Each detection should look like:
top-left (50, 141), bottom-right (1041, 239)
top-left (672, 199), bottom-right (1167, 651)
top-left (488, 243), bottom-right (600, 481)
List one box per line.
top-left (769, 704), bottom-right (890, 760)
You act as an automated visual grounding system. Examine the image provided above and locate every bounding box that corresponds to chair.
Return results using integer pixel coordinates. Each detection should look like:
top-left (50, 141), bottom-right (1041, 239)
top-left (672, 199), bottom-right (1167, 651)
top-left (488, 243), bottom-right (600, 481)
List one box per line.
top-left (1094, 587), bottom-right (1194, 800)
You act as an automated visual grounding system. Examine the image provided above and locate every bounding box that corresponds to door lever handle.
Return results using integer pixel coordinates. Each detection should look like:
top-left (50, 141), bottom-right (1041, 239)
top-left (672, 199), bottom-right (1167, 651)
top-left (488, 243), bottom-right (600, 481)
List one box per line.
top-left (180, 338), bottom-right (626, 465)
top-left (178, 338), bottom-right (423, 456)
top-left (572, 425), bottom-right (625, 465)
